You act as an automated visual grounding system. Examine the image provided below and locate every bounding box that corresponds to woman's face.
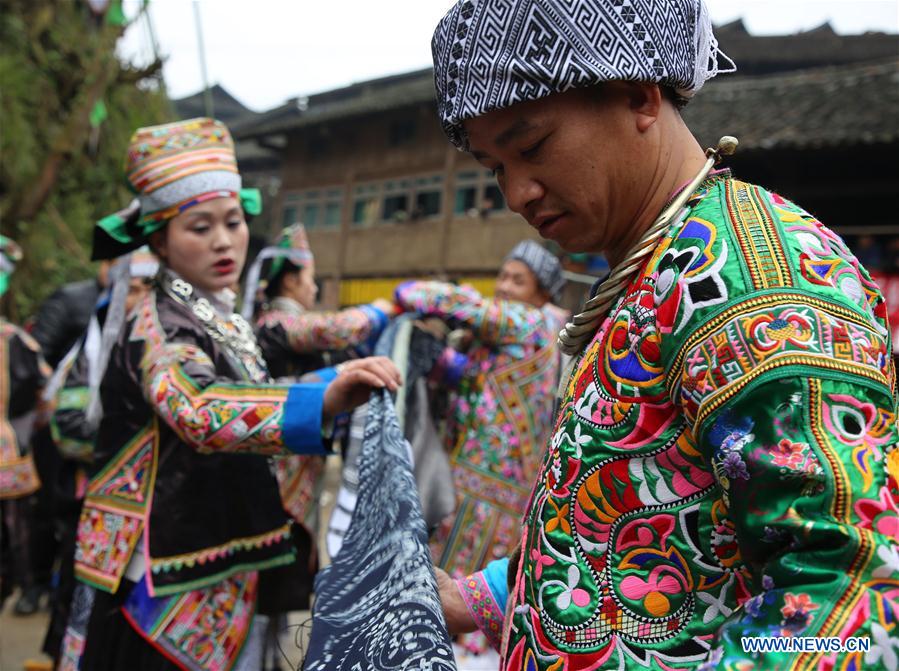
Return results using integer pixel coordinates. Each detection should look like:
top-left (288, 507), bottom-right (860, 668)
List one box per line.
top-left (283, 260), bottom-right (318, 310)
top-left (495, 259), bottom-right (548, 307)
top-left (153, 196), bottom-right (248, 293)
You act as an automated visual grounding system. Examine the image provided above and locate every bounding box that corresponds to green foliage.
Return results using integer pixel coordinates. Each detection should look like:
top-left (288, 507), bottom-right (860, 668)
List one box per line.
top-left (0, 0), bottom-right (172, 320)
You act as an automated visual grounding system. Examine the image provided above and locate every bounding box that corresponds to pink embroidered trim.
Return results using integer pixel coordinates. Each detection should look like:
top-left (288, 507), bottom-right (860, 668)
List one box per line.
top-left (458, 572), bottom-right (505, 652)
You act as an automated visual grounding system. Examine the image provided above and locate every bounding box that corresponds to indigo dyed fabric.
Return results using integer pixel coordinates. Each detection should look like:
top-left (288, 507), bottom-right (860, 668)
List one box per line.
top-left (306, 389), bottom-right (456, 670)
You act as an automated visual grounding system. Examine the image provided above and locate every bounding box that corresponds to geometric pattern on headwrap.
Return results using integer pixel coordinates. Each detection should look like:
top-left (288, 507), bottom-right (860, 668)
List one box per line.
top-left (505, 239), bottom-right (565, 300)
top-left (432, 0), bottom-right (734, 149)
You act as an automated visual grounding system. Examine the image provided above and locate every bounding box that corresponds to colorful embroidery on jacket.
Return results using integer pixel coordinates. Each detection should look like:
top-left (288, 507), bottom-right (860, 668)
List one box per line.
top-left (396, 283), bottom-right (566, 579)
top-left (0, 322), bottom-right (42, 498)
top-left (501, 178), bottom-right (899, 671)
top-left (122, 571), bottom-right (258, 671)
top-left (74, 423), bottom-right (157, 592)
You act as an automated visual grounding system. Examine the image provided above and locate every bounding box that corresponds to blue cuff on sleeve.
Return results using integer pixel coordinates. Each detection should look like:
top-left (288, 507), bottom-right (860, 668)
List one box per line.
top-left (359, 304), bottom-right (390, 349)
top-left (283, 382), bottom-right (328, 455)
top-left (310, 366), bottom-right (338, 383)
top-left (482, 557), bottom-right (510, 610)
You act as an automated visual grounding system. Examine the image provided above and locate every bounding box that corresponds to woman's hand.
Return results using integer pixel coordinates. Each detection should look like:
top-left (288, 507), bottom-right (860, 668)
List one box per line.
top-left (322, 356), bottom-right (402, 416)
top-left (371, 298), bottom-right (397, 316)
top-left (435, 567), bottom-right (478, 635)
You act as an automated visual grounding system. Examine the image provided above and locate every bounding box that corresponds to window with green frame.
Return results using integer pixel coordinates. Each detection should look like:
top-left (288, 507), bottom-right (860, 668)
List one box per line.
top-left (453, 169), bottom-right (506, 216)
top-left (283, 188), bottom-right (344, 230)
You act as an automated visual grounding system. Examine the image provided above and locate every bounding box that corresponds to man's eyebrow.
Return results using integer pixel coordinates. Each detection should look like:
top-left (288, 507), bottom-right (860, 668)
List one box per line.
top-left (495, 118), bottom-right (536, 147)
top-left (471, 118), bottom-right (537, 160)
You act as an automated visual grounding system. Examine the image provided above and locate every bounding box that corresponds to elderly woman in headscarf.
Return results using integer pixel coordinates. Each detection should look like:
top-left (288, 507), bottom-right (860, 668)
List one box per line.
top-left (394, 240), bottom-right (568, 590)
top-left (60, 118), bottom-right (400, 671)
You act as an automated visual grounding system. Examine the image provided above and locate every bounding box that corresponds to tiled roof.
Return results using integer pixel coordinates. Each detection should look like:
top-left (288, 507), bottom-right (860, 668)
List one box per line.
top-left (233, 57), bottom-right (899, 152)
top-left (684, 58), bottom-right (899, 151)
top-left (172, 84), bottom-right (258, 124)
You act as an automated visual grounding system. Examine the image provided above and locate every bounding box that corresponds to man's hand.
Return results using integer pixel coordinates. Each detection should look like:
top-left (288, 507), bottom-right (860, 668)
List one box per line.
top-left (435, 567), bottom-right (478, 635)
top-left (322, 356), bottom-right (401, 416)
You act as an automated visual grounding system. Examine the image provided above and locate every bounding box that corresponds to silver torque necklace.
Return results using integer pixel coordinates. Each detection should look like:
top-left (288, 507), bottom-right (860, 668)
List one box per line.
top-left (557, 136), bottom-right (739, 356)
top-left (159, 272), bottom-right (269, 383)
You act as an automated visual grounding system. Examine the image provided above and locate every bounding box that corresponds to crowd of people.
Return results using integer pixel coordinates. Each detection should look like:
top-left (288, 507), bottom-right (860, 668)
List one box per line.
top-left (1, 1), bottom-right (897, 670)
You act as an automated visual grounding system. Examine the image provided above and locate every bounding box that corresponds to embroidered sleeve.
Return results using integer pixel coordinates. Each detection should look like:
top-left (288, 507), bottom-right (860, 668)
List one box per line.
top-left (694, 373), bottom-right (898, 670)
top-left (650, 181), bottom-right (899, 667)
top-left (142, 341), bottom-right (328, 456)
top-left (666, 291), bottom-right (897, 669)
top-left (456, 557), bottom-right (510, 651)
top-left (262, 305), bottom-right (388, 353)
top-left (395, 280), bottom-right (549, 348)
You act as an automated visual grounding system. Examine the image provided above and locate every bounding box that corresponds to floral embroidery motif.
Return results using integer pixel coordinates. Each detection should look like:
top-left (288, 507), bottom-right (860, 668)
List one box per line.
top-left (396, 282), bottom-right (564, 580)
top-left (74, 425), bottom-right (156, 592)
top-left (145, 346), bottom-right (291, 455)
top-left (502, 177), bottom-right (899, 670)
top-left (0, 324), bottom-right (42, 499)
top-left (123, 571), bottom-right (258, 671)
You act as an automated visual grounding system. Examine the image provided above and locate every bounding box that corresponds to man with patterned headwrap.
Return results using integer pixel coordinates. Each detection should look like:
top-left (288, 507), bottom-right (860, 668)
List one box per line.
top-left (430, 1), bottom-right (898, 670)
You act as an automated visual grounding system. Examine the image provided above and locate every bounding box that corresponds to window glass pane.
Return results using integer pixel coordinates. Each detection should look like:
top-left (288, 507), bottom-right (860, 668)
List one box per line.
top-left (414, 191), bottom-right (441, 218)
top-left (384, 179), bottom-right (410, 193)
top-left (302, 203), bottom-right (320, 228)
top-left (282, 206), bottom-right (297, 227)
top-left (457, 171), bottom-right (479, 182)
top-left (484, 184), bottom-right (505, 211)
top-left (454, 186), bottom-right (477, 215)
top-left (352, 198), bottom-right (379, 226)
top-left (326, 188), bottom-right (343, 199)
top-left (304, 190), bottom-right (320, 199)
top-left (324, 202), bottom-right (341, 227)
top-left (383, 194), bottom-right (409, 221)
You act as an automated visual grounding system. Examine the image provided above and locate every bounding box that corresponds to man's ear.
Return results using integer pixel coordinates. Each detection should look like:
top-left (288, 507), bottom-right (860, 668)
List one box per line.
top-left (626, 82), bottom-right (663, 133)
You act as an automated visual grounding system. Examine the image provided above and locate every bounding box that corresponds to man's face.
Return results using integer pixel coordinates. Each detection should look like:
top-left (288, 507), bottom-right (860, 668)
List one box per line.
top-left (495, 259), bottom-right (547, 307)
top-left (464, 84), bottom-right (653, 255)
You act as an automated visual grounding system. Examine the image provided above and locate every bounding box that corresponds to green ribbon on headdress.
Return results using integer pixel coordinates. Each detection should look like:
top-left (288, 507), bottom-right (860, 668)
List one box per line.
top-left (0, 234), bottom-right (23, 298)
top-left (267, 222), bottom-right (313, 282)
top-left (92, 188), bottom-right (263, 260)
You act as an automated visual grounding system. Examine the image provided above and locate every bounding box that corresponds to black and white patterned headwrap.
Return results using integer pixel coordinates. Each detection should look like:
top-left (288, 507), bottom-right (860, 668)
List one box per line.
top-left (505, 239), bottom-right (565, 300)
top-left (432, 0), bottom-right (734, 149)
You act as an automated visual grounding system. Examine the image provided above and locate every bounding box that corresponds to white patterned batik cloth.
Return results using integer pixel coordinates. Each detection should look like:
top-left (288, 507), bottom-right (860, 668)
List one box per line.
top-left (306, 389), bottom-right (456, 670)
